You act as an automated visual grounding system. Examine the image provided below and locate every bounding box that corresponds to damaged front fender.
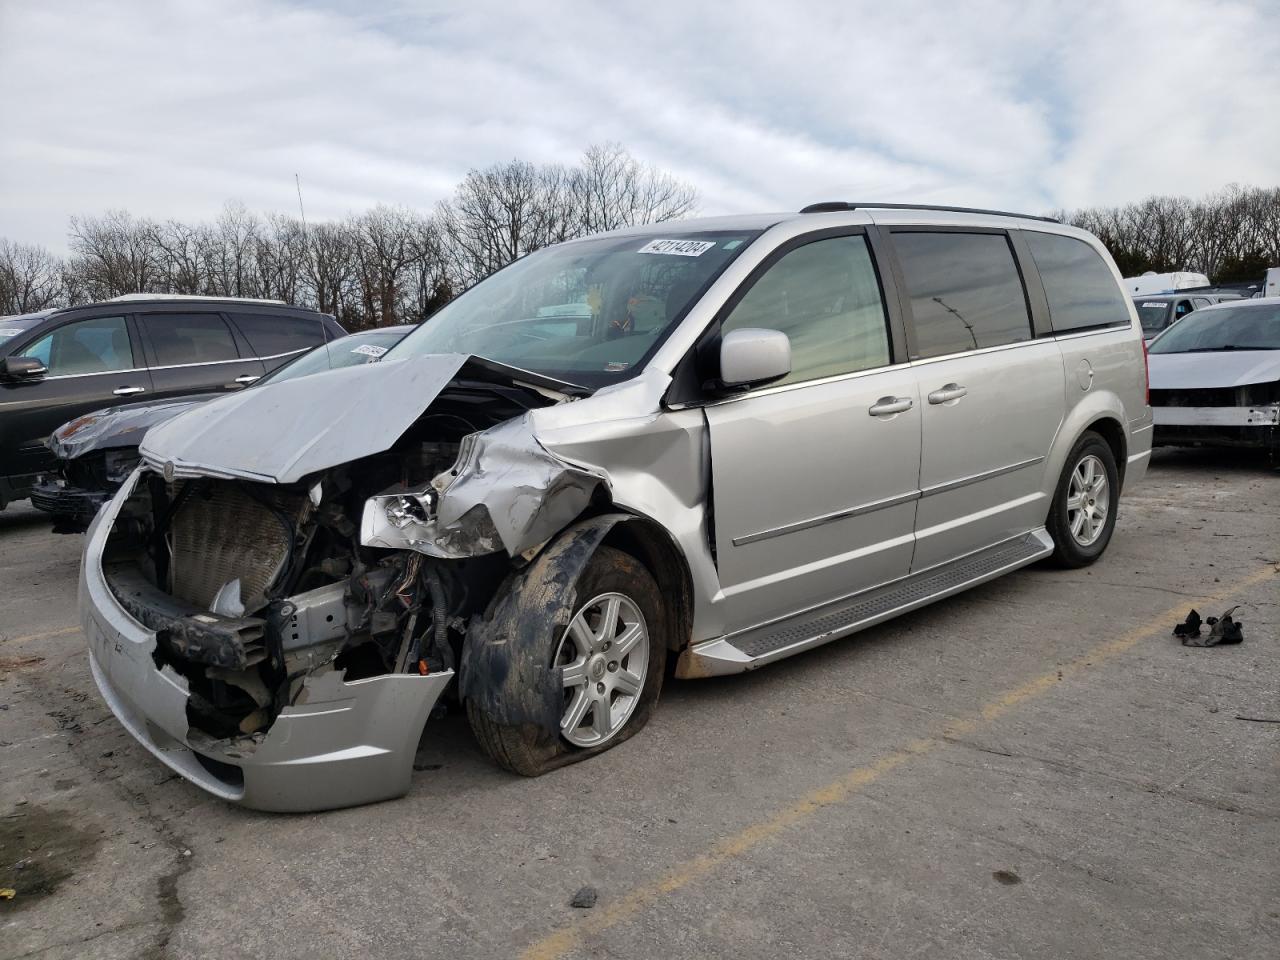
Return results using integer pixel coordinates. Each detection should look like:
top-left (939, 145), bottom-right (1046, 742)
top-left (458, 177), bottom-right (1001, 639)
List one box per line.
top-left (361, 414), bottom-right (606, 560)
top-left (459, 515), bottom-right (626, 733)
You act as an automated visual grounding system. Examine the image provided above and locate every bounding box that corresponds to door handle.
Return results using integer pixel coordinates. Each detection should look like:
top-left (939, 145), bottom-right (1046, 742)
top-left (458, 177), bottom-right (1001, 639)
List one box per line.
top-left (113, 386), bottom-right (146, 396)
top-left (234, 374), bottom-right (261, 385)
top-left (868, 396), bottom-right (914, 417)
top-left (927, 383), bottom-right (968, 404)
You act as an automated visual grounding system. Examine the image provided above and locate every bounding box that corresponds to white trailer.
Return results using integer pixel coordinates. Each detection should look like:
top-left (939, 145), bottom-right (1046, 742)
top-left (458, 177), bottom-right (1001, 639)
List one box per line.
top-left (1123, 271), bottom-right (1211, 296)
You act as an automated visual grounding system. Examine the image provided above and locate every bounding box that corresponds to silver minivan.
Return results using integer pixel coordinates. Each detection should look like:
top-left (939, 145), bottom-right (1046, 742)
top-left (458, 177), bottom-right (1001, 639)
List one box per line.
top-left (81, 204), bottom-right (1152, 811)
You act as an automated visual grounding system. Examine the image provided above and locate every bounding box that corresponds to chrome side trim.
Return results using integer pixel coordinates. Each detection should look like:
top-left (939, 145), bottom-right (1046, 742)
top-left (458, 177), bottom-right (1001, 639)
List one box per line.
top-left (34, 348), bottom-right (302, 381)
top-left (919, 456), bottom-right (1044, 498)
top-left (41, 367), bottom-right (149, 381)
top-left (147, 350), bottom-right (307, 371)
top-left (732, 489), bottom-right (921, 546)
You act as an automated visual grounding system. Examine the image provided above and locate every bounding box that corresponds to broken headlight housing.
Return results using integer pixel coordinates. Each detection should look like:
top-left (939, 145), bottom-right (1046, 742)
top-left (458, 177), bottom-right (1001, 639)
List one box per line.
top-left (384, 489), bottom-right (438, 528)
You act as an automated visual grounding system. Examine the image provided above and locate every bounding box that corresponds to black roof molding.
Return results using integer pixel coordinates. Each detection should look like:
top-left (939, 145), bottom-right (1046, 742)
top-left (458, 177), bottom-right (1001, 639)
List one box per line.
top-left (799, 201), bottom-right (1060, 223)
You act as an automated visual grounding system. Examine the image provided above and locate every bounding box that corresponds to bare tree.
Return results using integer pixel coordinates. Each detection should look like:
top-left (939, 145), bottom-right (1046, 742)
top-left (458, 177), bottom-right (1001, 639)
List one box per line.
top-left (0, 239), bottom-right (64, 314)
top-left (68, 210), bottom-right (159, 299)
top-left (571, 142), bottom-right (698, 234)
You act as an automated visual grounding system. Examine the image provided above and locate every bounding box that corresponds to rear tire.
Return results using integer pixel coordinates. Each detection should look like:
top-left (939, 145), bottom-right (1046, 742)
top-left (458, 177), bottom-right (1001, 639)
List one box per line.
top-left (1046, 431), bottom-right (1119, 568)
top-left (467, 546), bottom-right (666, 775)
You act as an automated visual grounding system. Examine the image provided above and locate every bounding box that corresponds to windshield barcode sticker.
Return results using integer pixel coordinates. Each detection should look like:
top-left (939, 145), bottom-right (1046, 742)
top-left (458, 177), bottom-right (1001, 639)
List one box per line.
top-left (637, 239), bottom-right (716, 257)
top-left (351, 344), bottom-right (388, 357)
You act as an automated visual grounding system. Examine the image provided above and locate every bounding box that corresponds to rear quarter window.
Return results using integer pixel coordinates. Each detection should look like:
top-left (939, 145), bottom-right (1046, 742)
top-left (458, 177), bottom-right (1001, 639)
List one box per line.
top-left (230, 313), bottom-right (328, 357)
top-left (1024, 232), bottom-right (1131, 333)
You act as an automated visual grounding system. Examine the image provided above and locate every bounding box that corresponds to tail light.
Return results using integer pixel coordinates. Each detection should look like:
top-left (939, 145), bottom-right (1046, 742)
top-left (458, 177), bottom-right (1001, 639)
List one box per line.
top-left (1140, 338), bottom-right (1150, 406)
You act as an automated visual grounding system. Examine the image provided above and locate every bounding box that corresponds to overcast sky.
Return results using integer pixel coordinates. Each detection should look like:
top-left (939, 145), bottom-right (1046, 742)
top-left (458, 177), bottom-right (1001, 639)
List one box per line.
top-left (2, 0), bottom-right (1279, 250)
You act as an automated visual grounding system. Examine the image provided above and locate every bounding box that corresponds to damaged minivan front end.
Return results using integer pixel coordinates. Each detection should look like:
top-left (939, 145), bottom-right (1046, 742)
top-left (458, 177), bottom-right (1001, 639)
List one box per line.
top-left (81, 353), bottom-right (599, 811)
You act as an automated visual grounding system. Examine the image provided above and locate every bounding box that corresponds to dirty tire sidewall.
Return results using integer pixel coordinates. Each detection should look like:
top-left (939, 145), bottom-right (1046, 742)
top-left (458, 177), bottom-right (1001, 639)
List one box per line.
top-left (467, 546), bottom-right (666, 776)
top-left (1047, 430), bottom-right (1119, 568)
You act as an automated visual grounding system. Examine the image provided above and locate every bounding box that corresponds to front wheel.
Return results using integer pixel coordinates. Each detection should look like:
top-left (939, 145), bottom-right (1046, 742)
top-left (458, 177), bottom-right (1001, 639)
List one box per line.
top-left (466, 546), bottom-right (666, 775)
top-left (1046, 431), bottom-right (1119, 568)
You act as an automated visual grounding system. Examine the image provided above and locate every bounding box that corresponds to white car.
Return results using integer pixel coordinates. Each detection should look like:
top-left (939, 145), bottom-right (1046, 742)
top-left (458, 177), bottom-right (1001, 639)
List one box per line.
top-left (1147, 298), bottom-right (1280, 459)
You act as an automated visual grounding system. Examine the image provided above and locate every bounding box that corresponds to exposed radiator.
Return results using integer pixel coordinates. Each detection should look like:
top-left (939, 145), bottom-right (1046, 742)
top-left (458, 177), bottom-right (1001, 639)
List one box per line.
top-left (168, 481), bottom-right (302, 613)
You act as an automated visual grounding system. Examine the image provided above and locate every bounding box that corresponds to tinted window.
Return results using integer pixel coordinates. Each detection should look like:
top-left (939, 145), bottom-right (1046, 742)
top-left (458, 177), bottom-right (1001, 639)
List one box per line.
top-left (1025, 232), bottom-right (1131, 333)
top-left (893, 232), bottom-right (1031, 358)
top-left (721, 234), bottom-right (890, 386)
top-left (141, 313), bottom-right (239, 366)
top-left (20, 316), bottom-right (132, 376)
top-left (231, 313), bottom-right (328, 357)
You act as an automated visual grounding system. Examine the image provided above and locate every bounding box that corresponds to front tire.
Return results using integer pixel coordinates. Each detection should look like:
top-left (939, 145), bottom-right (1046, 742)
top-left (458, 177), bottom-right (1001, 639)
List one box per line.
top-left (1046, 431), bottom-right (1119, 568)
top-left (467, 546), bottom-right (666, 775)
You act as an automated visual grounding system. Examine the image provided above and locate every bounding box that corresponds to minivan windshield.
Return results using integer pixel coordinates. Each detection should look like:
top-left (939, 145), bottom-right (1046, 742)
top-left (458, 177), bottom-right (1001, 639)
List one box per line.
top-left (1135, 300), bottom-right (1171, 336)
top-left (388, 231), bottom-right (761, 388)
top-left (1149, 303), bottom-right (1280, 353)
top-left (0, 312), bottom-right (51, 347)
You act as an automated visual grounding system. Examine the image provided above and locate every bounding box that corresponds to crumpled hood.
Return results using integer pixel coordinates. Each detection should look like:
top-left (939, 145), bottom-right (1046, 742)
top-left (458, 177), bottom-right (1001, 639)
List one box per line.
top-left (1148, 350), bottom-right (1280, 390)
top-left (141, 354), bottom-right (470, 483)
top-left (48, 393), bottom-right (220, 460)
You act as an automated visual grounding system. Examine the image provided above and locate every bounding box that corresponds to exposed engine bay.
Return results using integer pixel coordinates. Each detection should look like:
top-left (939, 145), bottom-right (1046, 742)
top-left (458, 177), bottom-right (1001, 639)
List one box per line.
top-left (99, 361), bottom-right (597, 750)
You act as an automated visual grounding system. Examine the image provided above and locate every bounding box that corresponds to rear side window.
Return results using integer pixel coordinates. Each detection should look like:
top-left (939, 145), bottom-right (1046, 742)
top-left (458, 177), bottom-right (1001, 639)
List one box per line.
top-left (20, 315), bottom-right (132, 376)
top-left (1025, 232), bottom-right (1131, 333)
top-left (893, 232), bottom-right (1031, 359)
top-left (141, 313), bottom-right (239, 366)
top-left (721, 234), bottom-right (891, 386)
top-left (231, 313), bottom-right (328, 357)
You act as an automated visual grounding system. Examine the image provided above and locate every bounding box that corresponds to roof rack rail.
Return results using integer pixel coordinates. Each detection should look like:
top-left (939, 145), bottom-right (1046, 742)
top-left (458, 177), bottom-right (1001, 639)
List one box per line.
top-left (108, 293), bottom-right (288, 305)
top-left (799, 201), bottom-right (1060, 223)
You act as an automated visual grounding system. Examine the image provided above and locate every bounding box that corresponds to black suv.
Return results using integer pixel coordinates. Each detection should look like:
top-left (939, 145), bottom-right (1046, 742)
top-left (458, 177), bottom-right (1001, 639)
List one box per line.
top-left (0, 297), bottom-right (345, 510)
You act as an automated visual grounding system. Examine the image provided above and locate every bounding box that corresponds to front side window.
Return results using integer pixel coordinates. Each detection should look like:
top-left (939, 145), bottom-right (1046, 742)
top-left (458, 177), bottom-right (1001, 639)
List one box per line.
top-left (1024, 232), bottom-right (1131, 333)
top-left (893, 232), bottom-right (1032, 359)
top-left (141, 313), bottom-right (239, 366)
top-left (720, 234), bottom-right (891, 386)
top-left (389, 231), bottom-right (760, 388)
top-left (1149, 303), bottom-right (1280, 353)
top-left (20, 315), bottom-right (132, 376)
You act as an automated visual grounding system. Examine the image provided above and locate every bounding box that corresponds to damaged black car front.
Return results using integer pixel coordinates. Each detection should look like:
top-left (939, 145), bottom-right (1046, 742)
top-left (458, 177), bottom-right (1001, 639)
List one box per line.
top-left (80, 226), bottom-right (761, 810)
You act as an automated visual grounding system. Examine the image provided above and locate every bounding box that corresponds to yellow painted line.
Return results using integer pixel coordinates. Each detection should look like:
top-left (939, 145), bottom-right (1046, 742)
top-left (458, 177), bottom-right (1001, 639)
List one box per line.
top-left (1, 625), bottom-right (81, 647)
top-left (523, 562), bottom-right (1279, 960)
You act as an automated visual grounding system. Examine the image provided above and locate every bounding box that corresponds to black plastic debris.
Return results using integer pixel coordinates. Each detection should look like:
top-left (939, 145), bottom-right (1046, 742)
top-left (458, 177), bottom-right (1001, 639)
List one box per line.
top-left (1173, 609), bottom-right (1203, 639)
top-left (1176, 606), bottom-right (1244, 647)
top-left (570, 886), bottom-right (598, 909)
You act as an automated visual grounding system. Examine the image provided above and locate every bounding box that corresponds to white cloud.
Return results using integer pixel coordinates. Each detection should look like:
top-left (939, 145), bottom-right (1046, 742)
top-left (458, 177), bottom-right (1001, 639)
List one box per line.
top-left (1, 0), bottom-right (1278, 250)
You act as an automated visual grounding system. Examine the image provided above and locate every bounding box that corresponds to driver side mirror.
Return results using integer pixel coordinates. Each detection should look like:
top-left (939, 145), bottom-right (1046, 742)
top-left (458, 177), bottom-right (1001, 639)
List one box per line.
top-left (2, 356), bottom-right (47, 382)
top-left (718, 328), bottom-right (791, 389)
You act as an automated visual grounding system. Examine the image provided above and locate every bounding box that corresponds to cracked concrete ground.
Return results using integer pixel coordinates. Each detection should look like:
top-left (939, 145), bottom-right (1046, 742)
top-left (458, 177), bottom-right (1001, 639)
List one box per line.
top-left (1, 447), bottom-right (1277, 959)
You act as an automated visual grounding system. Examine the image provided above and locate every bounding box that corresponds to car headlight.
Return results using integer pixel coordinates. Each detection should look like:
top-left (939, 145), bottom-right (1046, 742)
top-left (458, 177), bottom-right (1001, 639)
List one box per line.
top-left (384, 490), bottom-right (437, 528)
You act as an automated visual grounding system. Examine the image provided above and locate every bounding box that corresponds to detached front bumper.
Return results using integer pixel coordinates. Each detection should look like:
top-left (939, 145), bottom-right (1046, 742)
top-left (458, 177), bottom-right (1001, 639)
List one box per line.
top-left (81, 473), bottom-right (453, 812)
top-left (31, 475), bottom-right (110, 531)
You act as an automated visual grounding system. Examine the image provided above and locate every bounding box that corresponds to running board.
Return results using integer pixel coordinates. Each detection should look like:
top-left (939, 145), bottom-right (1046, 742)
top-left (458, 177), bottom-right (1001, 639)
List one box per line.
top-left (680, 529), bottom-right (1054, 677)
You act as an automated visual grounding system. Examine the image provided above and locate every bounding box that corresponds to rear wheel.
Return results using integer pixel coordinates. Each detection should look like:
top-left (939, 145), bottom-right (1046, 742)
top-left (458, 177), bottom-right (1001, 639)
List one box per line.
top-left (467, 546), bottom-right (666, 775)
top-left (1047, 431), bottom-right (1119, 567)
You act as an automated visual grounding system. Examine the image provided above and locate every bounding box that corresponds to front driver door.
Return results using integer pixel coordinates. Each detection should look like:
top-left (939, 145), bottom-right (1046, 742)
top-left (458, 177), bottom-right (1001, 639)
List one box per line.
top-left (2, 314), bottom-right (152, 478)
top-left (702, 231), bottom-right (921, 636)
